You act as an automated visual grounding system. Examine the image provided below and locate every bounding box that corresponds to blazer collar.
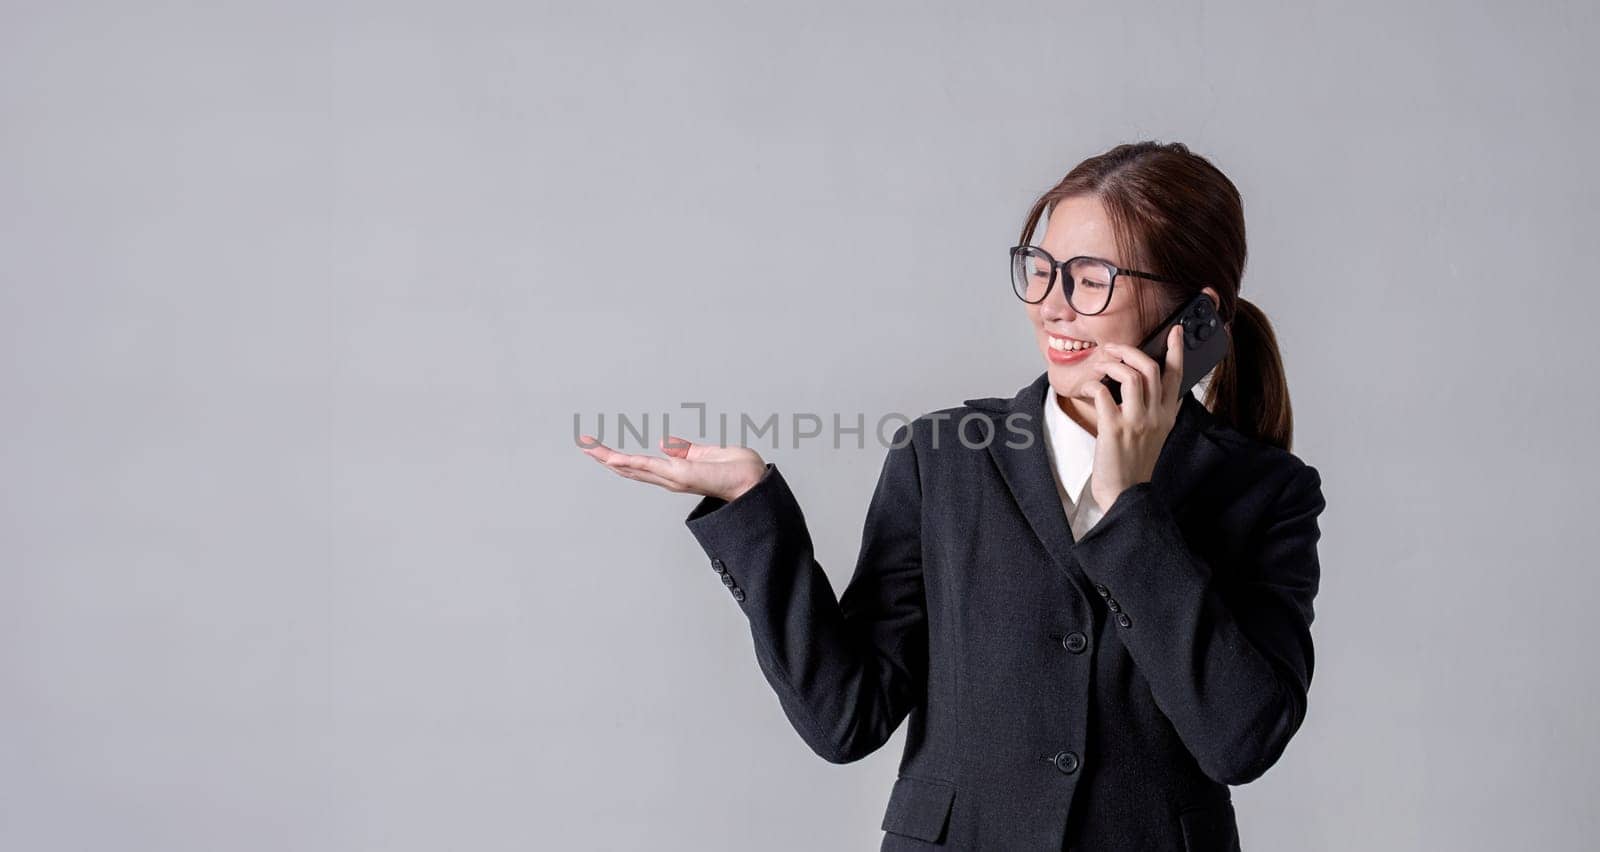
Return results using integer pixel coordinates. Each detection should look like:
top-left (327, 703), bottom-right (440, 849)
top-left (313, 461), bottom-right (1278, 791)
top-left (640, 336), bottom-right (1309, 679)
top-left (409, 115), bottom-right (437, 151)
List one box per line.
top-left (962, 371), bottom-right (1229, 584)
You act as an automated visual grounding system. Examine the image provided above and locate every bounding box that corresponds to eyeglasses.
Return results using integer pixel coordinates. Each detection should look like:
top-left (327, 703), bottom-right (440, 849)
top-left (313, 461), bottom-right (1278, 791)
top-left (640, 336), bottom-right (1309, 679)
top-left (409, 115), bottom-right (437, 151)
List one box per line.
top-left (1008, 245), bottom-right (1181, 315)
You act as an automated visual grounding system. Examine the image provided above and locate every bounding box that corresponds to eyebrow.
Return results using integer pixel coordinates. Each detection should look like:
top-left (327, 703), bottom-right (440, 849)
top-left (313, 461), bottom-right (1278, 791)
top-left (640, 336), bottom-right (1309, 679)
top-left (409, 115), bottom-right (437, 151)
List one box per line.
top-left (1037, 247), bottom-right (1121, 266)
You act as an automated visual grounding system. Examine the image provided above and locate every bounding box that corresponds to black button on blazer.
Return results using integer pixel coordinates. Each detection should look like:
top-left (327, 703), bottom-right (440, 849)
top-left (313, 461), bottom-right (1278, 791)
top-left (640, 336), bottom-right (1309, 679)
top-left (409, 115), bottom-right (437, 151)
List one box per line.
top-left (684, 370), bottom-right (1327, 852)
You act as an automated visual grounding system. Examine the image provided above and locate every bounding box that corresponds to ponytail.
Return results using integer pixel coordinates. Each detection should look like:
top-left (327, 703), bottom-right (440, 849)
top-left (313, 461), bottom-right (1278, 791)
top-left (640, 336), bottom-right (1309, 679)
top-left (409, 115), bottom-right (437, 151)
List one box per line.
top-left (1206, 296), bottom-right (1295, 451)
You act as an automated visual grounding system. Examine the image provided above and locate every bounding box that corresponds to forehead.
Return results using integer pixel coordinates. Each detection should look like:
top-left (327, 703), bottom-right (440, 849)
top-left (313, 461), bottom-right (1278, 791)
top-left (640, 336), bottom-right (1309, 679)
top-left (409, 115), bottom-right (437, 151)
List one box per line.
top-left (1038, 196), bottom-right (1121, 265)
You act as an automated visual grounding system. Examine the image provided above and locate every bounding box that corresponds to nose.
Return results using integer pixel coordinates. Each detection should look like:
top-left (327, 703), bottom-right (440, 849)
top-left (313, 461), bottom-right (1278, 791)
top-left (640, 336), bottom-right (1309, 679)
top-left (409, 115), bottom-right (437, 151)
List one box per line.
top-left (1038, 281), bottom-right (1079, 321)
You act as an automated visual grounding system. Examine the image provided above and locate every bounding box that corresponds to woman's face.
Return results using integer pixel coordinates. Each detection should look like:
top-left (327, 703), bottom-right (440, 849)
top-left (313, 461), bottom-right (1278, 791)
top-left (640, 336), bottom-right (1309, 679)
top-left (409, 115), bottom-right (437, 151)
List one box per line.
top-left (1025, 195), bottom-right (1152, 401)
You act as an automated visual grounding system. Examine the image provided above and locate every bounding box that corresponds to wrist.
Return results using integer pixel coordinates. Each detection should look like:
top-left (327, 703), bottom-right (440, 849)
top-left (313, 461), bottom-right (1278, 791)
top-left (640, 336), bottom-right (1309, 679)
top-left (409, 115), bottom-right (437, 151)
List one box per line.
top-left (722, 466), bottom-right (766, 503)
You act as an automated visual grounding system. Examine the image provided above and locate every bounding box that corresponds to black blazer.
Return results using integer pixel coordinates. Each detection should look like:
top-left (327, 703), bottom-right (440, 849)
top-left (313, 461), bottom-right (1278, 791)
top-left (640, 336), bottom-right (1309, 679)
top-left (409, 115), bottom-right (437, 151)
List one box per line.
top-left (683, 371), bottom-right (1327, 852)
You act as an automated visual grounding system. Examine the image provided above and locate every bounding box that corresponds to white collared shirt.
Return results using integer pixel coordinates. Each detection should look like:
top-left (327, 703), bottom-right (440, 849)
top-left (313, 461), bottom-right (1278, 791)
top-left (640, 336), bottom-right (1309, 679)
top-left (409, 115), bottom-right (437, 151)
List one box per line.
top-left (1042, 376), bottom-right (1213, 540)
top-left (1041, 384), bottom-right (1105, 540)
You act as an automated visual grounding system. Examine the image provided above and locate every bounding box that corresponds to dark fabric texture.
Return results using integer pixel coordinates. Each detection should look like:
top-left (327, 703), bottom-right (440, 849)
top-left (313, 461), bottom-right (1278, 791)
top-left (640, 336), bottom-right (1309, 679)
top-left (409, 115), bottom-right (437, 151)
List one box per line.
top-left (684, 371), bottom-right (1325, 851)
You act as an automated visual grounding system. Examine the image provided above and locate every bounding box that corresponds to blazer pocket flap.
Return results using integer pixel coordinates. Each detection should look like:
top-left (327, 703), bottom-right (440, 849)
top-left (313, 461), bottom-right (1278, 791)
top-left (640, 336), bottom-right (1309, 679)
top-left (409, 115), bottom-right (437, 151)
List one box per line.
top-left (1179, 801), bottom-right (1239, 852)
top-left (880, 775), bottom-right (956, 843)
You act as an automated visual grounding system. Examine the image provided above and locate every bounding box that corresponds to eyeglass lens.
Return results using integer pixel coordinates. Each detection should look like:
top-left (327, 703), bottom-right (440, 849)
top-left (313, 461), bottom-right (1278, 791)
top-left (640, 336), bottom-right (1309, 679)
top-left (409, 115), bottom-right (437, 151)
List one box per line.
top-left (1011, 248), bottom-right (1114, 314)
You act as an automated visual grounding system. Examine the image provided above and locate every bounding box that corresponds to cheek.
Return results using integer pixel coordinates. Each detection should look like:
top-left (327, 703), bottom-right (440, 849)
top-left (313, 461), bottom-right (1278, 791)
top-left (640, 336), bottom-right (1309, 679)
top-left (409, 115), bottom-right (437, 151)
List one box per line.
top-left (1095, 318), bottom-right (1143, 346)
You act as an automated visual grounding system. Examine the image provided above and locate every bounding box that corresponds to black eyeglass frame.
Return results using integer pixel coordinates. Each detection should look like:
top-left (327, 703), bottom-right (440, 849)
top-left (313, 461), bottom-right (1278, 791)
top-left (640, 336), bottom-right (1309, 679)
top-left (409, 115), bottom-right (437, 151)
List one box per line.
top-left (1008, 245), bottom-right (1183, 314)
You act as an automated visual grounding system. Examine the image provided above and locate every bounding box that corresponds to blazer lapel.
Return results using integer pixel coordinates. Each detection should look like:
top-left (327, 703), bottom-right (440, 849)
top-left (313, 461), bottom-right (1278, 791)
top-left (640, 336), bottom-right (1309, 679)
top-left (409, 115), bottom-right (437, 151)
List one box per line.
top-left (963, 371), bottom-right (1229, 591)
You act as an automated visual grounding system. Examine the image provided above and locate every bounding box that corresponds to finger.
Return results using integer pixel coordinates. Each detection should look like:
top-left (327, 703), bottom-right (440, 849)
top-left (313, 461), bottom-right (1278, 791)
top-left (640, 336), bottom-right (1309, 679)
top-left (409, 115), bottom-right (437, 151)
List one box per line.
top-left (661, 433), bottom-right (741, 462)
top-left (621, 465), bottom-right (685, 492)
top-left (601, 453), bottom-right (689, 492)
top-left (607, 451), bottom-right (685, 483)
top-left (1089, 379), bottom-right (1117, 430)
top-left (1100, 362), bottom-right (1144, 420)
top-left (590, 445), bottom-right (650, 473)
top-left (592, 442), bottom-right (684, 490)
top-left (1078, 354), bottom-right (1128, 400)
top-left (1070, 351), bottom-right (1122, 400)
top-left (1101, 340), bottom-right (1160, 378)
top-left (580, 436), bottom-right (619, 461)
top-left (1164, 325), bottom-right (1184, 408)
top-left (1107, 341), bottom-right (1162, 412)
top-left (1084, 345), bottom-right (1122, 379)
top-left (1094, 344), bottom-right (1143, 413)
top-left (602, 459), bottom-right (671, 489)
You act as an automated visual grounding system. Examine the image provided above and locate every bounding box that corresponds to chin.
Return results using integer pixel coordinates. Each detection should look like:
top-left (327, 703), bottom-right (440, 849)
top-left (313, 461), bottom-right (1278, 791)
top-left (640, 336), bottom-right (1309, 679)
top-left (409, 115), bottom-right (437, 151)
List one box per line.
top-left (1045, 358), bottom-right (1093, 392)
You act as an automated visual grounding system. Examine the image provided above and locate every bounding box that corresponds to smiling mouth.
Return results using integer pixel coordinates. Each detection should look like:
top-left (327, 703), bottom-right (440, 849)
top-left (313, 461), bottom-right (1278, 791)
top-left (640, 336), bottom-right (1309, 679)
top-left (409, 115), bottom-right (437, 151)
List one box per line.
top-left (1047, 335), bottom-right (1098, 352)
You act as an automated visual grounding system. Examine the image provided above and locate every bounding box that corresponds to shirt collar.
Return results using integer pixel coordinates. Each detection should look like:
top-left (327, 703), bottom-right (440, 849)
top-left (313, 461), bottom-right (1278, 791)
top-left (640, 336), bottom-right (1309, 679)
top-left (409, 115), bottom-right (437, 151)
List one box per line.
top-left (1041, 383), bottom-right (1096, 507)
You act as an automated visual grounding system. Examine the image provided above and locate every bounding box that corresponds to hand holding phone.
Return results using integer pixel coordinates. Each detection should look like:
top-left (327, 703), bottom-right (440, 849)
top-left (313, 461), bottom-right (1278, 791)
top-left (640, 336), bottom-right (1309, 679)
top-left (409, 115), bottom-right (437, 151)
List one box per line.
top-left (1100, 293), bottom-right (1229, 404)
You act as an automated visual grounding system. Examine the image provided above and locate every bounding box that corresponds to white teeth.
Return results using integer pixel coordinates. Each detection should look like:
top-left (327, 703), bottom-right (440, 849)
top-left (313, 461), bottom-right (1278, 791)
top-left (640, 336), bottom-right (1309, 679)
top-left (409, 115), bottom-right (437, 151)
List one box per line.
top-left (1050, 337), bottom-right (1097, 351)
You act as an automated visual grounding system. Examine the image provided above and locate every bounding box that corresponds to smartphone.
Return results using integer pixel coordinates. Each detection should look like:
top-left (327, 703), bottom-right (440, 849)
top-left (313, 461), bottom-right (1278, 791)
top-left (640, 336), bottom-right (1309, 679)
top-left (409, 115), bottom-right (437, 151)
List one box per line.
top-left (1101, 292), bottom-right (1230, 405)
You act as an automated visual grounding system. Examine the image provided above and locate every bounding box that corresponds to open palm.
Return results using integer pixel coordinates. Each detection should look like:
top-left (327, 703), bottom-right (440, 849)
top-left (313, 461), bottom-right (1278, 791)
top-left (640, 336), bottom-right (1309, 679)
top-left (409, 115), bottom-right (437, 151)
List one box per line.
top-left (578, 433), bottom-right (767, 503)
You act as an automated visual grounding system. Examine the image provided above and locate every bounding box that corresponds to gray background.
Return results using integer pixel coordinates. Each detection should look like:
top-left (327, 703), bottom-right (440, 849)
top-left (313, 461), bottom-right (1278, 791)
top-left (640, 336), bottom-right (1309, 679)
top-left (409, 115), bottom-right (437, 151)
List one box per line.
top-left (3, 1), bottom-right (1596, 849)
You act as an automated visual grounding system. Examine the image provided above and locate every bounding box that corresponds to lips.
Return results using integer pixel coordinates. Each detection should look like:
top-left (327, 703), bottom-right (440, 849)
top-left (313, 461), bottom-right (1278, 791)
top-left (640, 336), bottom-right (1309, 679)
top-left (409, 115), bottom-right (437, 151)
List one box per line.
top-left (1046, 335), bottom-right (1096, 365)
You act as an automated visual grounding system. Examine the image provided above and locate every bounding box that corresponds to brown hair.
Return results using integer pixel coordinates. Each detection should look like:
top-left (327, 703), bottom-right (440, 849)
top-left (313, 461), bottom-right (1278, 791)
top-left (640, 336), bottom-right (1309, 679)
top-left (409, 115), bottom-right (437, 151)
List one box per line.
top-left (1016, 140), bottom-right (1297, 451)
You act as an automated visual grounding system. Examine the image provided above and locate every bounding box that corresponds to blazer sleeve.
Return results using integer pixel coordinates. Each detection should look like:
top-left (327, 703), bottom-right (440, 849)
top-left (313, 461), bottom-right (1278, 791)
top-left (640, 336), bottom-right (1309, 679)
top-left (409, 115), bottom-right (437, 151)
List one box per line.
top-left (1071, 462), bottom-right (1327, 785)
top-left (682, 425), bottom-right (927, 765)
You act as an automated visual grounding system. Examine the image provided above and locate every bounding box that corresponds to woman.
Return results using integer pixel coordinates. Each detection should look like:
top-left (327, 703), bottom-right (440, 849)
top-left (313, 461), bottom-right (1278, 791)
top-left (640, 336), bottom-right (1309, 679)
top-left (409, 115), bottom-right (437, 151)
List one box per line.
top-left (579, 141), bottom-right (1327, 852)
